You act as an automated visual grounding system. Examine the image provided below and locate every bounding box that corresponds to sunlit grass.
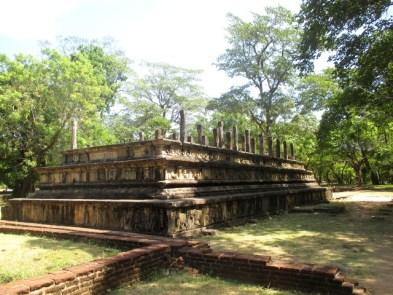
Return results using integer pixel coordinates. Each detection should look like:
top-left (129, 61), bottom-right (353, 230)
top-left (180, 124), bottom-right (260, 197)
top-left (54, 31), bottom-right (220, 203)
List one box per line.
top-left (111, 270), bottom-right (302, 295)
top-left (200, 202), bottom-right (393, 280)
top-left (0, 233), bottom-right (121, 284)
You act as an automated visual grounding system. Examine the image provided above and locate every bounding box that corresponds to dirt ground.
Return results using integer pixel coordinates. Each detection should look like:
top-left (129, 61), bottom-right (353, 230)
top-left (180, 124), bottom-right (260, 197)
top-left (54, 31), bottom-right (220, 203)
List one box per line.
top-left (200, 189), bottom-right (393, 295)
top-left (332, 190), bottom-right (393, 295)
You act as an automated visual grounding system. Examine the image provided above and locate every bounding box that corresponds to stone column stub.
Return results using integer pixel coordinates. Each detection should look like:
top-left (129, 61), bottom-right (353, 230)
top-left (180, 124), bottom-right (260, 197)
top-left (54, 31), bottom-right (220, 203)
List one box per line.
top-left (225, 131), bottom-right (232, 150)
top-left (240, 134), bottom-right (246, 151)
top-left (213, 128), bottom-right (219, 147)
top-left (232, 126), bottom-right (238, 151)
top-left (154, 129), bottom-right (162, 140)
top-left (139, 131), bottom-right (145, 141)
top-left (201, 135), bottom-right (208, 146)
top-left (276, 138), bottom-right (281, 158)
top-left (251, 138), bottom-right (256, 154)
top-left (268, 137), bottom-right (273, 156)
top-left (179, 109), bottom-right (186, 144)
top-left (196, 124), bottom-right (203, 144)
top-left (245, 129), bottom-right (251, 152)
top-left (218, 121), bottom-right (224, 148)
top-left (290, 143), bottom-right (295, 160)
top-left (259, 134), bottom-right (264, 155)
top-left (283, 140), bottom-right (288, 160)
top-left (71, 118), bottom-right (78, 150)
top-left (187, 135), bottom-right (193, 143)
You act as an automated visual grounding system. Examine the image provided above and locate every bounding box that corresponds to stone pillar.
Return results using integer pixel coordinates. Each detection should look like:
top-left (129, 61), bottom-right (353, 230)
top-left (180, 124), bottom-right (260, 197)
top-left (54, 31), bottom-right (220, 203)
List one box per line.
top-left (213, 128), bottom-right (219, 147)
top-left (139, 131), bottom-right (144, 141)
top-left (180, 109), bottom-right (186, 143)
top-left (187, 135), bottom-right (193, 143)
top-left (290, 143), bottom-right (295, 160)
top-left (155, 129), bottom-right (162, 140)
top-left (276, 139), bottom-right (281, 158)
top-left (196, 124), bottom-right (203, 144)
top-left (240, 135), bottom-right (246, 151)
top-left (225, 131), bottom-right (232, 150)
top-left (218, 121), bottom-right (224, 148)
top-left (201, 135), bottom-right (209, 145)
top-left (233, 126), bottom-right (238, 151)
top-left (283, 140), bottom-right (288, 160)
top-left (251, 138), bottom-right (256, 154)
top-left (71, 118), bottom-right (78, 150)
top-left (268, 137), bottom-right (273, 156)
top-left (259, 134), bottom-right (264, 155)
top-left (245, 130), bottom-right (251, 152)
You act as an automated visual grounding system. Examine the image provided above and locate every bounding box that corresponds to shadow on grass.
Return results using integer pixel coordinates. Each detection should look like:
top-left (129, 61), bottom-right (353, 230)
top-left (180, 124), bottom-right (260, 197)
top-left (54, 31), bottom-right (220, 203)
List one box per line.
top-left (201, 202), bottom-right (393, 282)
top-left (111, 270), bottom-right (301, 295)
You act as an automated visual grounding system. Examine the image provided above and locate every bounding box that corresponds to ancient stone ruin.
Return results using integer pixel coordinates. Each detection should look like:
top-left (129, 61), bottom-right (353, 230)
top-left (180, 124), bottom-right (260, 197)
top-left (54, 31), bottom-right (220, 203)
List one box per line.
top-left (2, 111), bottom-right (330, 236)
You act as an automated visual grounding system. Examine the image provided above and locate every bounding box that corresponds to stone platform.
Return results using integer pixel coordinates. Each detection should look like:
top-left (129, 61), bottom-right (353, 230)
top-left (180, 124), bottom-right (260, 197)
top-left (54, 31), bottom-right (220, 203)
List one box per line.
top-left (1, 120), bottom-right (330, 236)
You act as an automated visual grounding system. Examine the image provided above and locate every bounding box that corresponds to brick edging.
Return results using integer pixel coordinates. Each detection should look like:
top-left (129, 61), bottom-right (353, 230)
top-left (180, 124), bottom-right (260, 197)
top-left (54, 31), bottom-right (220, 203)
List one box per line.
top-left (178, 247), bottom-right (367, 295)
top-left (0, 221), bottom-right (367, 295)
top-left (0, 244), bottom-right (170, 295)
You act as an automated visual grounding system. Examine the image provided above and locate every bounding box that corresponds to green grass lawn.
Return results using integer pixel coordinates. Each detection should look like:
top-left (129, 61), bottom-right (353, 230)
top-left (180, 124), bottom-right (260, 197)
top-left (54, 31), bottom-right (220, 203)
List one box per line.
top-left (111, 270), bottom-right (301, 295)
top-left (0, 233), bottom-right (121, 284)
top-left (199, 201), bottom-right (393, 294)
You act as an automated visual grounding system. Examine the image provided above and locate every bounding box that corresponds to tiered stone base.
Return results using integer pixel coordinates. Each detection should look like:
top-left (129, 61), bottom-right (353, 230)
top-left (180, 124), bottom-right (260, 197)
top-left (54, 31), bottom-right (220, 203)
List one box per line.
top-left (2, 186), bottom-right (329, 237)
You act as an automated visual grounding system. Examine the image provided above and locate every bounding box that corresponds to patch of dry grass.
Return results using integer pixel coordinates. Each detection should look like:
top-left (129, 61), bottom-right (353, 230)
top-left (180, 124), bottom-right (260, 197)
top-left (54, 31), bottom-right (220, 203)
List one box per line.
top-left (111, 270), bottom-right (301, 295)
top-left (0, 233), bottom-right (120, 283)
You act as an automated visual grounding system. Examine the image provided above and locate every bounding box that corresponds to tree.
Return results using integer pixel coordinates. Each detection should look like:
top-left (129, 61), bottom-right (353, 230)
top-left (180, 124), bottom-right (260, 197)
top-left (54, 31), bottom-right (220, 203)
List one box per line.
top-left (55, 36), bottom-right (130, 112)
top-left (298, 0), bottom-right (393, 113)
top-left (317, 101), bottom-right (392, 185)
top-left (0, 48), bottom-right (115, 196)
top-left (295, 68), bottom-right (341, 114)
top-left (213, 6), bottom-right (300, 135)
top-left (110, 62), bottom-right (207, 138)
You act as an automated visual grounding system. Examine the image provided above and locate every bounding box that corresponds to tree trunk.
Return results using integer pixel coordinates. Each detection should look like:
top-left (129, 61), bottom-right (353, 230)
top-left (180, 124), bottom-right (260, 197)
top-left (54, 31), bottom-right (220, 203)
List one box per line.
top-left (363, 156), bottom-right (380, 185)
top-left (13, 171), bottom-right (37, 197)
top-left (354, 164), bottom-right (363, 187)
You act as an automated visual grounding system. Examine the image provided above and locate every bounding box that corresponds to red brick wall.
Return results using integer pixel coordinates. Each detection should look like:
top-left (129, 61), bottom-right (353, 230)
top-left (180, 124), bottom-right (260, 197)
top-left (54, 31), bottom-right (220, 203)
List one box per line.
top-left (178, 247), bottom-right (366, 295)
top-left (0, 244), bottom-right (170, 295)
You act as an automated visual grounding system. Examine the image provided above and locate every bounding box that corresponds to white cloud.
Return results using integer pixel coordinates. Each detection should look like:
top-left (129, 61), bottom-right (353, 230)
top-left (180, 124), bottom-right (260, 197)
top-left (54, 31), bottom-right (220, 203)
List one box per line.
top-left (0, 0), bottom-right (81, 39)
top-left (0, 0), bottom-right (308, 97)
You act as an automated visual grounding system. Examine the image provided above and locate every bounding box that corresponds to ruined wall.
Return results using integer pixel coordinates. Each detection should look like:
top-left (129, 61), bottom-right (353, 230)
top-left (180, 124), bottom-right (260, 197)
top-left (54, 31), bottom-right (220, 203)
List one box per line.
top-left (2, 188), bottom-right (327, 236)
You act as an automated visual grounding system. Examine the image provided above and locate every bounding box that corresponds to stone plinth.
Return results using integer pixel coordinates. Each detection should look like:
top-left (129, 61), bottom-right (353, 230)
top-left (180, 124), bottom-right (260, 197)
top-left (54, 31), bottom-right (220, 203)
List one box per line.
top-left (1, 138), bottom-right (330, 236)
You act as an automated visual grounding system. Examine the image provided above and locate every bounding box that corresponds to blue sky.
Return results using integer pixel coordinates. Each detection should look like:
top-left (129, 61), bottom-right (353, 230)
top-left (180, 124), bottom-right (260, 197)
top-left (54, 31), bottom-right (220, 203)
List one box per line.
top-left (0, 0), bottom-right (327, 97)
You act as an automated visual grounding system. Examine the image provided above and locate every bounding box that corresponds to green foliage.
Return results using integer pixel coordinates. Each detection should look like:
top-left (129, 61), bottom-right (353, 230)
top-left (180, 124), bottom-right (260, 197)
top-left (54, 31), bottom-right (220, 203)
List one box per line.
top-left (55, 36), bottom-right (130, 112)
top-left (298, 0), bottom-right (393, 114)
top-left (272, 114), bottom-right (319, 164)
top-left (298, 0), bottom-right (392, 72)
top-left (213, 6), bottom-right (300, 135)
top-left (295, 68), bottom-right (341, 113)
top-left (0, 45), bottom-right (125, 196)
top-left (317, 100), bottom-right (393, 185)
top-left (110, 62), bottom-right (207, 138)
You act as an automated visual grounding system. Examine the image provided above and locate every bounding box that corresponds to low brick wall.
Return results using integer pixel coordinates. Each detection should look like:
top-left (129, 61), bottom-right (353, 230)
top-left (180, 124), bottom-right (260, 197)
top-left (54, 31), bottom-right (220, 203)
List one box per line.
top-left (0, 244), bottom-right (170, 295)
top-left (0, 221), bottom-right (367, 295)
top-left (179, 247), bottom-right (366, 295)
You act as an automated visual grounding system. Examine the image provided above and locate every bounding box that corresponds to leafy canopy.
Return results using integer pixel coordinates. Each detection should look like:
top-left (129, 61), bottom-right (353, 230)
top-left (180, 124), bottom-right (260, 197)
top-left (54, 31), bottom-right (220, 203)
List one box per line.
top-left (212, 6), bottom-right (300, 135)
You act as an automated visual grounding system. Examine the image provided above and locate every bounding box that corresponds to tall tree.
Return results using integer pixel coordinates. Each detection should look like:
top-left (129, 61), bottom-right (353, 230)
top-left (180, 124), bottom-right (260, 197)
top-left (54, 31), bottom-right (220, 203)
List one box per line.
top-left (0, 48), bottom-right (116, 196)
top-left (131, 62), bottom-right (206, 123)
top-left (213, 6), bottom-right (300, 135)
top-left (298, 0), bottom-right (393, 112)
top-left (55, 36), bottom-right (130, 112)
top-left (109, 62), bottom-right (207, 138)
